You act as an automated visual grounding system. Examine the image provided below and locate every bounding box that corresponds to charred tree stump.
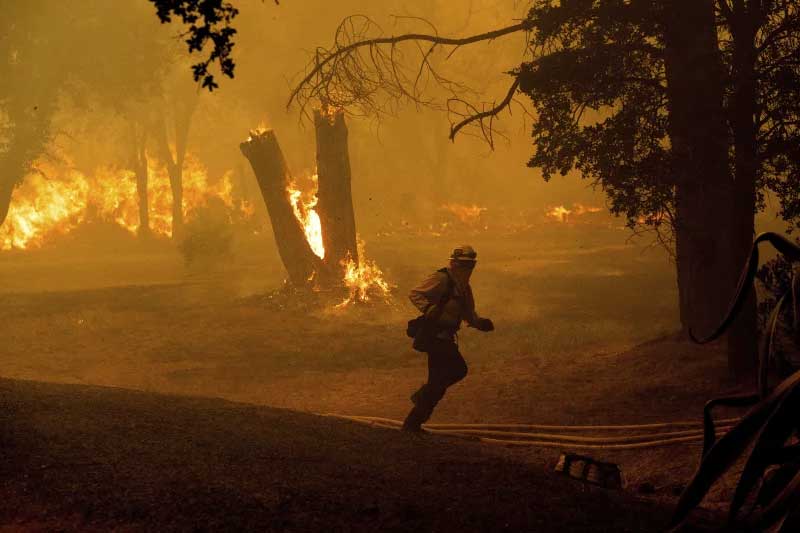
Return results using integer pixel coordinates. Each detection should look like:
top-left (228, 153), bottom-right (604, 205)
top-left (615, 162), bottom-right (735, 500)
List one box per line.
top-left (315, 109), bottom-right (358, 283)
top-left (240, 130), bottom-right (320, 286)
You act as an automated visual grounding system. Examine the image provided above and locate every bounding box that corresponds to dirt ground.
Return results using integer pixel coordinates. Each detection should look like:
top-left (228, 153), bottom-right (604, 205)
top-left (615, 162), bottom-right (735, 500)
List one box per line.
top-left (3, 378), bottom-right (729, 532)
top-left (0, 226), bottom-right (749, 528)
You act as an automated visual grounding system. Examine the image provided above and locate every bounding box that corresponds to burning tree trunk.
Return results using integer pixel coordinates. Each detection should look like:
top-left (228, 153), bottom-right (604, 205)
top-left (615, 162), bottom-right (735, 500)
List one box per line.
top-left (131, 123), bottom-right (150, 238)
top-left (314, 109), bottom-right (359, 282)
top-left (156, 86), bottom-right (198, 241)
top-left (240, 130), bottom-right (321, 285)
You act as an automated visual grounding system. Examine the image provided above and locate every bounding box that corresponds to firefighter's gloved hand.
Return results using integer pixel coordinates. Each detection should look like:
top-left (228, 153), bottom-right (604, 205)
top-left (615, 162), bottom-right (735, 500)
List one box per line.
top-left (475, 318), bottom-right (494, 332)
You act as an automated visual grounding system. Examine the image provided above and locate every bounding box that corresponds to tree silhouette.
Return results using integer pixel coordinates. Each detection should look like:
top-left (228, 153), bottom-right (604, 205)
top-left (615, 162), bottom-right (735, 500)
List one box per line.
top-left (148, 0), bottom-right (240, 91)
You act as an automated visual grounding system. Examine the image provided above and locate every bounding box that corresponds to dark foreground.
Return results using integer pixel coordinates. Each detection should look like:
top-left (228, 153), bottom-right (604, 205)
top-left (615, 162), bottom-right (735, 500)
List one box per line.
top-left (0, 378), bottom-right (719, 532)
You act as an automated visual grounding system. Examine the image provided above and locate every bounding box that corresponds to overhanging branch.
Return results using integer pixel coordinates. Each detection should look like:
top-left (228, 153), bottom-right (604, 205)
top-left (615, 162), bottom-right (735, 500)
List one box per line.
top-left (448, 78), bottom-right (520, 147)
top-left (287, 19), bottom-right (534, 110)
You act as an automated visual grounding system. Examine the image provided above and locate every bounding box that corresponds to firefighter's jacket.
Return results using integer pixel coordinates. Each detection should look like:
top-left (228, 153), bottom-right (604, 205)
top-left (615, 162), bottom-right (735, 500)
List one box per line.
top-left (409, 269), bottom-right (481, 336)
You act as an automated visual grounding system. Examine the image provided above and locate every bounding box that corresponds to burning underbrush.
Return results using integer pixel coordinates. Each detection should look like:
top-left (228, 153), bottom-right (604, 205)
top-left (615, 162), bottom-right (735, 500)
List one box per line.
top-left (374, 202), bottom-right (612, 239)
top-left (337, 237), bottom-right (393, 307)
top-left (545, 203), bottom-right (604, 224)
top-left (0, 153), bottom-right (254, 251)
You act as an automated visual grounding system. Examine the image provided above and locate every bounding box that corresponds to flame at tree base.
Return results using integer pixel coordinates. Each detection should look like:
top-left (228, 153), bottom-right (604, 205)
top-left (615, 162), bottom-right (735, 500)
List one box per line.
top-left (283, 173), bottom-right (392, 307)
top-left (336, 238), bottom-right (392, 308)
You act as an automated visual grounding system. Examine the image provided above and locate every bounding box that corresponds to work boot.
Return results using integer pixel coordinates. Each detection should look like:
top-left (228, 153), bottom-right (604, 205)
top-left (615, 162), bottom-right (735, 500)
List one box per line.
top-left (401, 407), bottom-right (426, 433)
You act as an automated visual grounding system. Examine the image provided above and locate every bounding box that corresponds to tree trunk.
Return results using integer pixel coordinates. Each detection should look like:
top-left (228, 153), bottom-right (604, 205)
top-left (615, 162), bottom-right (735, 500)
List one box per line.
top-left (314, 109), bottom-right (359, 283)
top-left (662, 1), bottom-right (739, 344)
top-left (726, 0), bottom-right (760, 382)
top-left (156, 96), bottom-right (195, 241)
top-left (134, 143), bottom-right (150, 239)
top-left (169, 165), bottom-right (183, 240)
top-left (240, 130), bottom-right (321, 286)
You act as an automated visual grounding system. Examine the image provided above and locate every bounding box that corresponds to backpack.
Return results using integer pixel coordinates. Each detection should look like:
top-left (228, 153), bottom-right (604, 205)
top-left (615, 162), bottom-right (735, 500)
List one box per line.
top-left (406, 268), bottom-right (455, 352)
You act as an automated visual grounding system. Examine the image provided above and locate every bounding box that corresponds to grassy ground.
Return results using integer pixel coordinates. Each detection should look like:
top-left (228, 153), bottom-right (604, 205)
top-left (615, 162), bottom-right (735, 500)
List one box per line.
top-left (0, 226), bottom-right (748, 529)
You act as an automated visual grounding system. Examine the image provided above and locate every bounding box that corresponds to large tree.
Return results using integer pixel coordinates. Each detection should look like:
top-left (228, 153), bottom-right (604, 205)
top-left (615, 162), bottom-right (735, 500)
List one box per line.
top-left (155, 80), bottom-right (199, 240)
top-left (515, 0), bottom-right (750, 371)
top-left (149, 0), bottom-right (800, 379)
top-left (0, 2), bottom-right (72, 226)
top-left (0, 0), bottom-right (237, 231)
top-left (268, 0), bottom-right (799, 381)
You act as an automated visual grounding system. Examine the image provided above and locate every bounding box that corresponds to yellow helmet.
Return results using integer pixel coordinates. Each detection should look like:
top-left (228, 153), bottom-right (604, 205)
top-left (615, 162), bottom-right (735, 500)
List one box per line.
top-left (450, 245), bottom-right (477, 262)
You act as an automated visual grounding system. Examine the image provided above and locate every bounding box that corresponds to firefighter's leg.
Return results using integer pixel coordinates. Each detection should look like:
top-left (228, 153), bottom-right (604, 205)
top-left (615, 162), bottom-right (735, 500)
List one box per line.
top-left (440, 341), bottom-right (468, 387)
top-left (402, 340), bottom-right (462, 431)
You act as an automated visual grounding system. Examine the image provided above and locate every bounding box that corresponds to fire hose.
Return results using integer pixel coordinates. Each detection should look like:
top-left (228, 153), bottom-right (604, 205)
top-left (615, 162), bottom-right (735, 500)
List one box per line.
top-left (323, 414), bottom-right (741, 451)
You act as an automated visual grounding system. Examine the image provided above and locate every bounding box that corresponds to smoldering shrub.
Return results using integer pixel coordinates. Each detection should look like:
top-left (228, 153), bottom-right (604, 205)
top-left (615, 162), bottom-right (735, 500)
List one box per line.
top-left (179, 198), bottom-right (235, 267)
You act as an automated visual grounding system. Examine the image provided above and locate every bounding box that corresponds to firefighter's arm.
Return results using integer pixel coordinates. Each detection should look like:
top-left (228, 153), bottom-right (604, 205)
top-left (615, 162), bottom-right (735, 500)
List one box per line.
top-left (463, 287), bottom-right (494, 331)
top-left (467, 312), bottom-right (494, 332)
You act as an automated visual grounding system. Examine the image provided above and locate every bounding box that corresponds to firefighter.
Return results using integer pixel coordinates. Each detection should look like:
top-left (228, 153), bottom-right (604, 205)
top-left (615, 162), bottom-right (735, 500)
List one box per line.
top-left (403, 245), bottom-right (494, 432)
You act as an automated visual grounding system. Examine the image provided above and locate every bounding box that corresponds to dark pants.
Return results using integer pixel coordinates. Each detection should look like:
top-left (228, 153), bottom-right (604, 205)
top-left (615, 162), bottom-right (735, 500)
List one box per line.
top-left (403, 338), bottom-right (468, 429)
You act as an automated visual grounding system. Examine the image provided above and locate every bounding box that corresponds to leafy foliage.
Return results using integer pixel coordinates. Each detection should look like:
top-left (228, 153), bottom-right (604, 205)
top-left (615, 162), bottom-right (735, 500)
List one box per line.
top-left (149, 0), bottom-right (240, 91)
top-left (520, 0), bottom-right (800, 238)
top-left (749, 1), bottom-right (800, 230)
top-left (520, 1), bottom-right (673, 237)
top-left (757, 252), bottom-right (794, 326)
top-left (755, 239), bottom-right (800, 375)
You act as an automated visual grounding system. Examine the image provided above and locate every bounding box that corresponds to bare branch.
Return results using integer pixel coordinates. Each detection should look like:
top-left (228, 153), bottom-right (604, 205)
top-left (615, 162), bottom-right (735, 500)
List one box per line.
top-left (448, 78), bottom-right (520, 145)
top-left (287, 18), bottom-right (533, 109)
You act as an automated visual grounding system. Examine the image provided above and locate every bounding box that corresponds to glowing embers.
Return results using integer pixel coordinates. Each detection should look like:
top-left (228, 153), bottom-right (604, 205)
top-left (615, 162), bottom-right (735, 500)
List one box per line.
top-left (545, 203), bottom-right (602, 224)
top-left (337, 237), bottom-right (392, 307)
top-left (546, 205), bottom-right (572, 223)
top-left (440, 203), bottom-right (487, 225)
top-left (318, 102), bottom-right (343, 124)
top-left (286, 173), bottom-right (325, 259)
top-left (246, 121), bottom-right (270, 142)
top-left (0, 153), bottom-right (253, 250)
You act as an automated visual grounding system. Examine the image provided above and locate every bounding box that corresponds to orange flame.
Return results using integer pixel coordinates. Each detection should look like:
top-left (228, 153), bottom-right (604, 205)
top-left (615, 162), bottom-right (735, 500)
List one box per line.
top-left (337, 237), bottom-right (392, 307)
top-left (0, 167), bottom-right (89, 250)
top-left (546, 205), bottom-right (572, 223)
top-left (319, 103), bottom-right (342, 124)
top-left (545, 204), bottom-right (604, 224)
top-left (246, 121), bottom-right (270, 142)
top-left (572, 203), bottom-right (603, 216)
top-left (284, 173), bottom-right (391, 305)
top-left (440, 203), bottom-right (487, 224)
top-left (286, 173), bottom-right (325, 259)
top-left (0, 153), bottom-right (252, 250)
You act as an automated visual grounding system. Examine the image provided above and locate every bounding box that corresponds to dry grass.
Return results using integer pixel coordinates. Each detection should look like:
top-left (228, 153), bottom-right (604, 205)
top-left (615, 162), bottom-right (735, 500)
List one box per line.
top-left (0, 227), bottom-right (747, 525)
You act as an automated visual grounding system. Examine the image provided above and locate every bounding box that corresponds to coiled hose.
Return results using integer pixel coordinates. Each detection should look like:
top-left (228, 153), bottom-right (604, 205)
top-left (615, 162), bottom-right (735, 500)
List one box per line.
top-left (324, 414), bottom-right (741, 450)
